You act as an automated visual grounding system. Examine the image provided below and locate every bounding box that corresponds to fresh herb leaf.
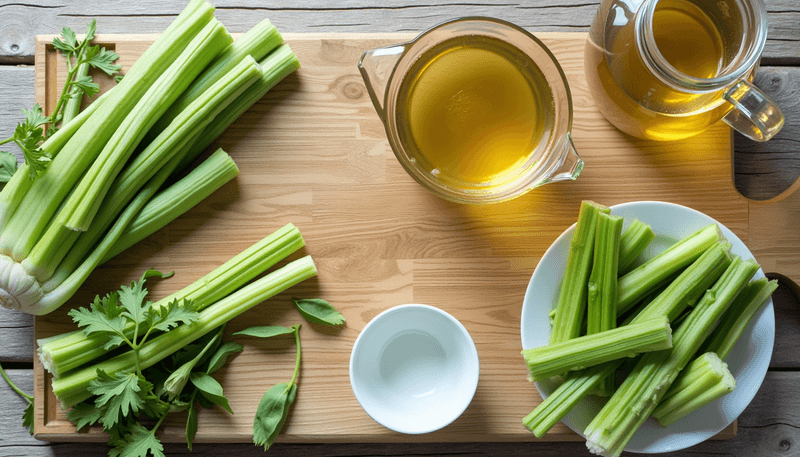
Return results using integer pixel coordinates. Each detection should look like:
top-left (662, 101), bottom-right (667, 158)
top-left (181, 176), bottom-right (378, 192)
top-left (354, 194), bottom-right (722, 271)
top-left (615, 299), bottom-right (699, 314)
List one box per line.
top-left (252, 382), bottom-right (297, 450)
top-left (0, 151), bottom-right (17, 184)
top-left (292, 298), bottom-right (345, 326)
top-left (115, 74), bottom-right (125, 83)
top-left (22, 400), bottom-right (34, 435)
top-left (69, 292), bottom-right (128, 349)
top-left (118, 269), bottom-right (170, 329)
top-left (112, 422), bottom-right (165, 457)
top-left (190, 373), bottom-right (233, 414)
top-left (52, 27), bottom-right (78, 55)
top-left (0, 361), bottom-right (35, 435)
top-left (144, 298), bottom-right (200, 333)
top-left (84, 19), bottom-right (97, 42)
top-left (66, 401), bottom-right (103, 431)
top-left (185, 398), bottom-right (198, 451)
top-left (232, 325), bottom-right (294, 339)
top-left (22, 104), bottom-right (49, 129)
top-left (206, 342), bottom-right (244, 374)
top-left (13, 121), bottom-right (50, 179)
top-left (71, 74), bottom-right (101, 98)
top-left (89, 370), bottom-right (149, 430)
top-left (86, 45), bottom-right (123, 76)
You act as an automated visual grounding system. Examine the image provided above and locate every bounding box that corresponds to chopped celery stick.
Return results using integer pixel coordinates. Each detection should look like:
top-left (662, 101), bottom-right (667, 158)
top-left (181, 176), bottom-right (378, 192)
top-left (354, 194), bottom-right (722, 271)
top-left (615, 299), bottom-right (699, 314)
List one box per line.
top-left (523, 241), bottom-right (731, 438)
top-left (584, 256), bottom-right (759, 457)
top-left (651, 352), bottom-right (735, 426)
top-left (587, 212), bottom-right (623, 395)
top-left (39, 223), bottom-right (304, 377)
top-left (51, 255), bottom-right (317, 408)
top-left (618, 219), bottom-right (654, 274)
top-left (700, 277), bottom-right (778, 359)
top-left (523, 317), bottom-right (672, 381)
top-left (103, 148), bottom-right (238, 261)
top-left (617, 224), bottom-right (721, 314)
top-left (550, 201), bottom-right (610, 344)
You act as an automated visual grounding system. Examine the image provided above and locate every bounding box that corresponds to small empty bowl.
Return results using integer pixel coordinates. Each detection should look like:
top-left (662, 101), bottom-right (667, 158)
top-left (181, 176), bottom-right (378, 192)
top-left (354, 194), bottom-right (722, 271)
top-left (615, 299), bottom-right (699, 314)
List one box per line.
top-left (349, 304), bottom-right (480, 434)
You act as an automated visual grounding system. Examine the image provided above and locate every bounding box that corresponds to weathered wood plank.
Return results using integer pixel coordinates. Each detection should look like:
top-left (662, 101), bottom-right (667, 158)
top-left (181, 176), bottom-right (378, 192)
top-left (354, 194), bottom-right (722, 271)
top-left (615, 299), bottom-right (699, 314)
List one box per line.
top-left (2, 370), bottom-right (799, 455)
top-left (0, 0), bottom-right (798, 63)
top-left (0, 309), bottom-right (33, 363)
top-left (0, 65), bottom-right (34, 162)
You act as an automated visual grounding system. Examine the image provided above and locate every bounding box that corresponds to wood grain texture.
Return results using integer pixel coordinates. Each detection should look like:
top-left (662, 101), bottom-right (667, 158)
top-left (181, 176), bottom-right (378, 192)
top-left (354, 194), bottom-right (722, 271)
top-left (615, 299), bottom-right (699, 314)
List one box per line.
top-left (28, 31), bottom-right (796, 444)
top-left (1, 0), bottom-right (799, 63)
top-left (4, 370), bottom-right (800, 455)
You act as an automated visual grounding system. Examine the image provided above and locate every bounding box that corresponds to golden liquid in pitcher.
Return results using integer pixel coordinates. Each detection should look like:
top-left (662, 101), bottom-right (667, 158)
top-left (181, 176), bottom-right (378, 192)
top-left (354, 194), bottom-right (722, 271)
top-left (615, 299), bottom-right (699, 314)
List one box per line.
top-left (586, 0), bottom-right (733, 141)
top-left (396, 36), bottom-right (553, 188)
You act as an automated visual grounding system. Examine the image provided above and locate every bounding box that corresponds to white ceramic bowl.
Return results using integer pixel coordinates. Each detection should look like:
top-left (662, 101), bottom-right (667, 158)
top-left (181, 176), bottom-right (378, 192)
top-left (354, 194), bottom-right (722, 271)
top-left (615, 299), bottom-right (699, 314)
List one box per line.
top-left (520, 201), bottom-right (775, 453)
top-left (349, 304), bottom-right (480, 434)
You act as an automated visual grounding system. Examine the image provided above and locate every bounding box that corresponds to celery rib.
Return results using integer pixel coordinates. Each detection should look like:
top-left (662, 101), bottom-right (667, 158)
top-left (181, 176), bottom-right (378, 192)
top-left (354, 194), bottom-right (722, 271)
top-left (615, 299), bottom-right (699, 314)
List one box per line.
top-left (618, 219), bottom-right (654, 274)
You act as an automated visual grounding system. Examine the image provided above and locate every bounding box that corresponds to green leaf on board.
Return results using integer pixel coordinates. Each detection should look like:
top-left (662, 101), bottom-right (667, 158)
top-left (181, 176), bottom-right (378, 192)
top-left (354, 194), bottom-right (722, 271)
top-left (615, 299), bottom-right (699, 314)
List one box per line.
top-left (292, 298), bottom-right (345, 326)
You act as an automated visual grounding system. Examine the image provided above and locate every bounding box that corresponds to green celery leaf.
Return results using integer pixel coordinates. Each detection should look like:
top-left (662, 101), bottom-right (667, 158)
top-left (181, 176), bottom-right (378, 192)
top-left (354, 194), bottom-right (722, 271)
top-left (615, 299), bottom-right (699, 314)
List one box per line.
top-left (190, 373), bottom-right (233, 414)
top-left (85, 45), bottom-right (122, 76)
top-left (232, 325), bottom-right (294, 339)
top-left (71, 74), bottom-right (100, 98)
top-left (206, 342), bottom-right (244, 374)
top-left (0, 151), bottom-right (17, 184)
top-left (22, 104), bottom-right (49, 129)
top-left (89, 370), bottom-right (149, 429)
top-left (66, 401), bottom-right (103, 431)
top-left (84, 19), bottom-right (97, 42)
top-left (186, 401), bottom-right (198, 451)
top-left (252, 382), bottom-right (297, 450)
top-left (22, 400), bottom-right (34, 435)
top-left (69, 292), bottom-right (127, 349)
top-left (292, 298), bottom-right (345, 326)
top-left (144, 298), bottom-right (200, 334)
top-left (118, 269), bottom-right (170, 332)
top-left (113, 422), bottom-right (165, 457)
top-left (13, 121), bottom-right (50, 179)
top-left (52, 27), bottom-right (77, 55)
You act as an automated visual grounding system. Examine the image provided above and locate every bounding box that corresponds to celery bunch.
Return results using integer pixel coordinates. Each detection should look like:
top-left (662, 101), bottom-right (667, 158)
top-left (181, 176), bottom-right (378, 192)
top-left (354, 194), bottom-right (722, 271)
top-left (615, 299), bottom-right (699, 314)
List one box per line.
top-left (0, 0), bottom-right (300, 316)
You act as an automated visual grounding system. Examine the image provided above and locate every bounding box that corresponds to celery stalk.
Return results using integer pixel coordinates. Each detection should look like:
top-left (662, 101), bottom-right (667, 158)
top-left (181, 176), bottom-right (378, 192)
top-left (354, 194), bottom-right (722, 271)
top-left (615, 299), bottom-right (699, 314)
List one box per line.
top-left (617, 224), bottom-right (722, 314)
top-left (618, 219), bottom-right (654, 274)
top-left (651, 352), bottom-right (735, 427)
top-left (0, 0), bottom-right (215, 261)
top-left (522, 241), bottom-right (731, 438)
top-left (587, 212), bottom-right (623, 395)
top-left (42, 57), bottom-right (262, 291)
top-left (153, 18), bottom-right (283, 139)
top-left (61, 62), bottom-right (90, 126)
top-left (103, 148), bottom-right (239, 260)
top-left (584, 256), bottom-right (759, 457)
top-left (651, 278), bottom-right (777, 426)
top-left (523, 317), bottom-right (672, 381)
top-left (24, 19), bottom-right (233, 280)
top-left (51, 255), bottom-right (317, 408)
top-left (550, 201), bottom-right (610, 344)
top-left (38, 223), bottom-right (305, 377)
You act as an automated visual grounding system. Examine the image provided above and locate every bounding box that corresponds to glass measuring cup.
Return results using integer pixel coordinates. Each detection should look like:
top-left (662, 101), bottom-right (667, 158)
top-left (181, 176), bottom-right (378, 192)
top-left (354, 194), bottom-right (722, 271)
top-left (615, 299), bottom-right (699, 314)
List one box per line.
top-left (358, 17), bottom-right (583, 204)
top-left (585, 0), bottom-right (783, 142)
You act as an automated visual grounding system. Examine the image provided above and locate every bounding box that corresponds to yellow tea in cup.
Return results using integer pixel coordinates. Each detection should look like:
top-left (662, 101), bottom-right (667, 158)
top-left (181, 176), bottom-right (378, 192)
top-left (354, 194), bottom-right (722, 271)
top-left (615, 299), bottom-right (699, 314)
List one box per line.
top-left (396, 35), bottom-right (554, 189)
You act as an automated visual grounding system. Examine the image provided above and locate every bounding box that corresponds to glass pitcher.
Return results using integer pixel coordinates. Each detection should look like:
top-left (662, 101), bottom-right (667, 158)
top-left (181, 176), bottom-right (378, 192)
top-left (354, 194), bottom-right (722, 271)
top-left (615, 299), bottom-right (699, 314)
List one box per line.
top-left (585, 0), bottom-right (783, 142)
top-left (359, 17), bottom-right (583, 204)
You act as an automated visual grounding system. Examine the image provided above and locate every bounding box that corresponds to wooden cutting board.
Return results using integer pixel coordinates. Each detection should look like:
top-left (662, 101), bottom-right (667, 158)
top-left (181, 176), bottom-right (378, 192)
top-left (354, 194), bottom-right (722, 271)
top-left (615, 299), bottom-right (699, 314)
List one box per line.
top-left (32, 32), bottom-right (800, 443)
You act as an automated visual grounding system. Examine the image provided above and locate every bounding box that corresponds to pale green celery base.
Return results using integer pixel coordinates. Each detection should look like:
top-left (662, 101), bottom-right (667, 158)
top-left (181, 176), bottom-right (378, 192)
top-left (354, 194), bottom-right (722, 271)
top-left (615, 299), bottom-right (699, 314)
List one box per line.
top-left (105, 148), bottom-right (239, 260)
top-left (52, 255), bottom-right (317, 408)
top-left (0, 1), bottom-right (215, 261)
top-left (617, 223), bottom-right (722, 314)
top-left (583, 258), bottom-right (759, 457)
top-left (523, 317), bottom-right (671, 381)
top-left (652, 352), bottom-right (735, 426)
top-left (618, 219), bottom-right (655, 274)
top-left (550, 201), bottom-right (610, 344)
top-left (40, 223), bottom-right (304, 377)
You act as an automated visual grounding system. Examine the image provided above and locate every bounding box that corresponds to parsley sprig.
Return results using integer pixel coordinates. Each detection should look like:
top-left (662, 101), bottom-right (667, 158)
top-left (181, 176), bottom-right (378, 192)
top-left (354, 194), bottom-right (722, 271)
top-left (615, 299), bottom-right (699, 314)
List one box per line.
top-left (0, 20), bottom-right (120, 182)
top-left (0, 361), bottom-right (34, 435)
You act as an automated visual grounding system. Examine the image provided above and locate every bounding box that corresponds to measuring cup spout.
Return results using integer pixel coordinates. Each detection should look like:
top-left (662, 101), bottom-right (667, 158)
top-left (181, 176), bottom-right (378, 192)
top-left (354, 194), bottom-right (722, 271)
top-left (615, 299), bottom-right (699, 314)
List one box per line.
top-left (547, 134), bottom-right (584, 183)
top-left (358, 44), bottom-right (407, 121)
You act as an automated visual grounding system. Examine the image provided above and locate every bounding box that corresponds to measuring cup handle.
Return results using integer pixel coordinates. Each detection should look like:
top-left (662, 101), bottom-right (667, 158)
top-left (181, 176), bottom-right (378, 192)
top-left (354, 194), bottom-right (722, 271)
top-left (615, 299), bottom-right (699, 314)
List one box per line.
top-left (358, 44), bottom-right (407, 120)
top-left (722, 79), bottom-right (785, 142)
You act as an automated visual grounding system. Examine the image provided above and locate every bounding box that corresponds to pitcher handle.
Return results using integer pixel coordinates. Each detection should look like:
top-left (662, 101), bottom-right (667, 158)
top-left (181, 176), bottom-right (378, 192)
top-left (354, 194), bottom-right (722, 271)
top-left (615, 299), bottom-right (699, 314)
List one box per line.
top-left (358, 44), bottom-right (407, 120)
top-left (722, 79), bottom-right (784, 142)
top-left (547, 133), bottom-right (584, 183)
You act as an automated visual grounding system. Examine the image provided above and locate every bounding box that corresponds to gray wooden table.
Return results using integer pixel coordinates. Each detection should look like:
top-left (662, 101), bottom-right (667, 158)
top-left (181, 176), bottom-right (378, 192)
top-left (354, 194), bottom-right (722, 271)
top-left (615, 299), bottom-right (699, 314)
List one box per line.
top-left (2, 1), bottom-right (799, 456)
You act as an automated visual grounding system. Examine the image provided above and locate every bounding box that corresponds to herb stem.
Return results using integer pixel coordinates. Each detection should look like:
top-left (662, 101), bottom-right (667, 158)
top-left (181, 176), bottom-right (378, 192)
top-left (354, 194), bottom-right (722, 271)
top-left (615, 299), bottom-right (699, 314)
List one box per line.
top-left (0, 137), bottom-right (13, 146)
top-left (0, 361), bottom-right (34, 402)
top-left (289, 325), bottom-right (302, 387)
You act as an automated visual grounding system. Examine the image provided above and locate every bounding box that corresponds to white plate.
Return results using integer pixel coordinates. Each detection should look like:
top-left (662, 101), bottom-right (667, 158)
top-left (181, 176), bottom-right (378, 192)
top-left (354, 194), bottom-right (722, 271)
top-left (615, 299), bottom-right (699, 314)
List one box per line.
top-left (520, 201), bottom-right (774, 453)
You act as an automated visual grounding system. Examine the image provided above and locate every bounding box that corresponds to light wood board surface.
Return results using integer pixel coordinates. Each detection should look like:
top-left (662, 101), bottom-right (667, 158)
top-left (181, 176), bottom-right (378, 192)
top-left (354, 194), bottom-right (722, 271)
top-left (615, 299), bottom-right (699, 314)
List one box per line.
top-left (30, 31), bottom-right (799, 443)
